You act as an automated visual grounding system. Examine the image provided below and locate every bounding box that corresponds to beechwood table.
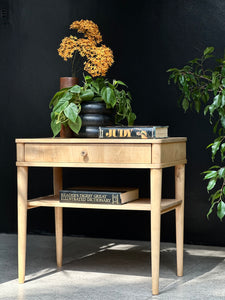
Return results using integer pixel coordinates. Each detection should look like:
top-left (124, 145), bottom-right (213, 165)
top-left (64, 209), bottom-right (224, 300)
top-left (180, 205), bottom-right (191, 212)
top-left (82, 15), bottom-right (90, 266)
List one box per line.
top-left (16, 137), bottom-right (187, 295)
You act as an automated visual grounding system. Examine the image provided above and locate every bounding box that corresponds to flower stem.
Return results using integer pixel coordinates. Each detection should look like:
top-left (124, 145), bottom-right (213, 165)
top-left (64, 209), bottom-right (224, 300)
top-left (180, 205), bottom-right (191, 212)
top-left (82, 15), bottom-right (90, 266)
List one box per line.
top-left (72, 51), bottom-right (77, 77)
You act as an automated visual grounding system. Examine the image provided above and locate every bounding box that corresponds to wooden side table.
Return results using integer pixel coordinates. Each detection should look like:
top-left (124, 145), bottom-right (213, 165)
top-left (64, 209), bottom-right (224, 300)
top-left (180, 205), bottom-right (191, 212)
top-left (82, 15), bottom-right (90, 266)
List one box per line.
top-left (16, 137), bottom-right (187, 295)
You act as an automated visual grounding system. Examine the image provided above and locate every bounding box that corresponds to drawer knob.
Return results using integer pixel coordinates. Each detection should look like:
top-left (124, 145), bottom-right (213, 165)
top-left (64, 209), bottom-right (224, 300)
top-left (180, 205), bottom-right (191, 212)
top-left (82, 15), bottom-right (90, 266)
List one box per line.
top-left (81, 151), bottom-right (88, 157)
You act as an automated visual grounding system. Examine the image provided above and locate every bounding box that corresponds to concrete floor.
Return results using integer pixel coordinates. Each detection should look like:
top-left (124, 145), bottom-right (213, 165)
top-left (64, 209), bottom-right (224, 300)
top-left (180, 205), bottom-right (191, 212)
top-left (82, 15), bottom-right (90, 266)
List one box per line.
top-left (0, 234), bottom-right (225, 299)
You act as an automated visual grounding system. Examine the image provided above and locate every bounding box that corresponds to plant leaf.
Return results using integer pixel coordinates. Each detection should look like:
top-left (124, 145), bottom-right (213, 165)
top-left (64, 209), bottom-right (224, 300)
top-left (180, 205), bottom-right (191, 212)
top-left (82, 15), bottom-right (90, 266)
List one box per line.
top-left (220, 116), bottom-right (225, 129)
top-left (50, 111), bottom-right (57, 121)
top-left (85, 75), bottom-right (92, 82)
top-left (217, 201), bottom-right (225, 221)
top-left (63, 92), bottom-right (73, 101)
top-left (204, 47), bottom-right (214, 56)
top-left (117, 80), bottom-right (127, 87)
top-left (207, 202), bottom-right (216, 219)
top-left (222, 78), bottom-right (225, 88)
top-left (70, 85), bottom-right (81, 93)
top-left (204, 105), bottom-right (210, 116)
top-left (203, 170), bottom-right (218, 180)
top-left (51, 120), bottom-right (61, 137)
top-left (68, 116), bottom-right (82, 134)
top-left (211, 140), bottom-right (221, 159)
top-left (80, 90), bottom-right (94, 101)
top-left (209, 165), bottom-right (221, 169)
top-left (127, 112), bottom-right (136, 125)
top-left (64, 103), bottom-right (79, 123)
top-left (221, 143), bottom-right (225, 161)
top-left (218, 167), bottom-right (225, 179)
top-left (102, 87), bottom-right (117, 107)
top-left (49, 88), bottom-right (69, 108)
top-left (182, 98), bottom-right (189, 112)
top-left (53, 100), bottom-right (69, 113)
top-left (194, 100), bottom-right (201, 113)
top-left (207, 178), bottom-right (217, 191)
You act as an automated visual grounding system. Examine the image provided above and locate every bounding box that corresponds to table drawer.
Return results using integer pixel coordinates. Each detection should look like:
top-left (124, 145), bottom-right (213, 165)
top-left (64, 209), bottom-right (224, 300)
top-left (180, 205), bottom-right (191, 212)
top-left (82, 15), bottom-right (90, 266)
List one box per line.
top-left (25, 144), bottom-right (152, 164)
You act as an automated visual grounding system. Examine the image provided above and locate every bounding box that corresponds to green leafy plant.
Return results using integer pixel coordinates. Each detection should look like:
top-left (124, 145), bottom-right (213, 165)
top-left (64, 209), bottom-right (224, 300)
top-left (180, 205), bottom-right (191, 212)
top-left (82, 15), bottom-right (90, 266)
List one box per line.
top-left (168, 47), bottom-right (225, 221)
top-left (49, 75), bottom-right (136, 137)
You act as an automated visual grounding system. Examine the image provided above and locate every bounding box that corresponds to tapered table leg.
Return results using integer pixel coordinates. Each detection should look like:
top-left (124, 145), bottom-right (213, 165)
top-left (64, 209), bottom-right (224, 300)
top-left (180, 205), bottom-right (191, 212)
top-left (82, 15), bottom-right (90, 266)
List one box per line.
top-left (17, 166), bottom-right (28, 283)
top-left (53, 167), bottom-right (63, 267)
top-left (150, 168), bottom-right (162, 295)
top-left (175, 164), bottom-right (185, 276)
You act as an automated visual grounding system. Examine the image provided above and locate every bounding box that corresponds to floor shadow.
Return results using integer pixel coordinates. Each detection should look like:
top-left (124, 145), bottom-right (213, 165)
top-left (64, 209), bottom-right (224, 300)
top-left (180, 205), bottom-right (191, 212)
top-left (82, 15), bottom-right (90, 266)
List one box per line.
top-left (1, 234), bottom-right (224, 287)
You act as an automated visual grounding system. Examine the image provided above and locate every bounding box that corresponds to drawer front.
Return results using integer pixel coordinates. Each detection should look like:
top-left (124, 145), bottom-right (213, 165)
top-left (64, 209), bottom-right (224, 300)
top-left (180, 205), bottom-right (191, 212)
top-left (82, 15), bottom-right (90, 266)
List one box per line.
top-left (25, 144), bottom-right (151, 164)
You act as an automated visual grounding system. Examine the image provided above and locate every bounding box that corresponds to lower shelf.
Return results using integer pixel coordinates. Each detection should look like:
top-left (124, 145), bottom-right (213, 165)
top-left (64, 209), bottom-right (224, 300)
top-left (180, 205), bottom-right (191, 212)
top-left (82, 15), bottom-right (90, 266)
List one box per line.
top-left (27, 195), bottom-right (182, 213)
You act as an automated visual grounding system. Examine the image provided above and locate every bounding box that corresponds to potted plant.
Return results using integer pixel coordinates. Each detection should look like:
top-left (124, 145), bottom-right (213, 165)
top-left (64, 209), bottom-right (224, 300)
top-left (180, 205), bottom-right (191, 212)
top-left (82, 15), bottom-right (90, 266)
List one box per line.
top-left (50, 19), bottom-right (136, 137)
top-left (49, 75), bottom-right (136, 137)
top-left (168, 47), bottom-right (225, 220)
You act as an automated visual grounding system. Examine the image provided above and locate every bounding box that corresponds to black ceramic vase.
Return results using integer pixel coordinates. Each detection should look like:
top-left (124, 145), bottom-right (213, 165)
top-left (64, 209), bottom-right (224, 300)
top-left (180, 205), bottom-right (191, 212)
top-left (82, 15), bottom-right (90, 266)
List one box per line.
top-left (78, 101), bottom-right (115, 138)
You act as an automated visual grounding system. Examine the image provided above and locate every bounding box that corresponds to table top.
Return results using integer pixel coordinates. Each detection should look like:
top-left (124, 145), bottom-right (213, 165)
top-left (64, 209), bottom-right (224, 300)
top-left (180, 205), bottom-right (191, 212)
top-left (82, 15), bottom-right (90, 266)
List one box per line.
top-left (15, 137), bottom-right (187, 144)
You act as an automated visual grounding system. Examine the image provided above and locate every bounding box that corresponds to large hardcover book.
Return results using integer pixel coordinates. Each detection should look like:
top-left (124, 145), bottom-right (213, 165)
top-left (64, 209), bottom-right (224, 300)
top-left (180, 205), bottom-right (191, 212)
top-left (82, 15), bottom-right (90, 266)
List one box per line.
top-left (59, 187), bottom-right (139, 205)
top-left (98, 126), bottom-right (168, 139)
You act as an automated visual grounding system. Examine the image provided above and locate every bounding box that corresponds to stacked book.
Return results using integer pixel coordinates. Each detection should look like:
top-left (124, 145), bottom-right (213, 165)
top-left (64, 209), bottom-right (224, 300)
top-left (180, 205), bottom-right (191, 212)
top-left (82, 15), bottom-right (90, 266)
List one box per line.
top-left (98, 125), bottom-right (168, 139)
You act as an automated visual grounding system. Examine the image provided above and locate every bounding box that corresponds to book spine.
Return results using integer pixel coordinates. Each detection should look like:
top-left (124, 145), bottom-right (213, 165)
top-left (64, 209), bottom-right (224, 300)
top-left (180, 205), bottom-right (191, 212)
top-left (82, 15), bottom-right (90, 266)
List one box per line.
top-left (98, 127), bottom-right (156, 139)
top-left (60, 191), bottom-right (122, 205)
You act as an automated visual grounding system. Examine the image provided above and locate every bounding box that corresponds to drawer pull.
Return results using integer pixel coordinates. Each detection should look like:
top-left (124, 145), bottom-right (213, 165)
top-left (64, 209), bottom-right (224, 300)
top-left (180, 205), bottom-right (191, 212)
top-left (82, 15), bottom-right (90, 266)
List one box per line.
top-left (81, 151), bottom-right (88, 157)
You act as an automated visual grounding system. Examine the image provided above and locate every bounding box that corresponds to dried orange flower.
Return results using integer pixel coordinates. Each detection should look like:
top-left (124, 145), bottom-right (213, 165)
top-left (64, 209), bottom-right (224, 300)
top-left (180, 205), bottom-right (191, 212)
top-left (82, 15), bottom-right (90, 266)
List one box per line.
top-left (70, 20), bottom-right (102, 44)
top-left (58, 19), bottom-right (114, 77)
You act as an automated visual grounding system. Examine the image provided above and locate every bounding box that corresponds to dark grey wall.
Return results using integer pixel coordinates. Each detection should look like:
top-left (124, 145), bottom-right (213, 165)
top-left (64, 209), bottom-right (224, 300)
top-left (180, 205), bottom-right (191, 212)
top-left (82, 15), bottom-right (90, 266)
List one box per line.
top-left (1, 0), bottom-right (225, 245)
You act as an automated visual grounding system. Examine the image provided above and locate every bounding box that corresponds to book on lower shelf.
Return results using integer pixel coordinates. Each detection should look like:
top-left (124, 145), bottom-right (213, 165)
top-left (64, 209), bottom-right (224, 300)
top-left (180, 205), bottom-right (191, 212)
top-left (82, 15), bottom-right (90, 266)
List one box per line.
top-left (59, 187), bottom-right (139, 205)
top-left (98, 125), bottom-right (168, 139)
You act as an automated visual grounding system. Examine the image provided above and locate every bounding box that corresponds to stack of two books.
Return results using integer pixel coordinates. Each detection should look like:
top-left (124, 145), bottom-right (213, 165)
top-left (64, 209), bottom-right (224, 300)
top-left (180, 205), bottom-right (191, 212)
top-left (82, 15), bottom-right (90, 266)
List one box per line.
top-left (59, 187), bottom-right (139, 205)
top-left (98, 125), bottom-right (168, 139)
